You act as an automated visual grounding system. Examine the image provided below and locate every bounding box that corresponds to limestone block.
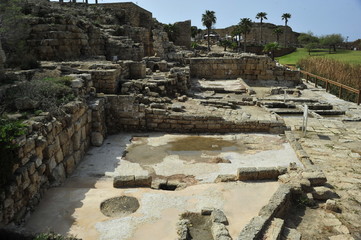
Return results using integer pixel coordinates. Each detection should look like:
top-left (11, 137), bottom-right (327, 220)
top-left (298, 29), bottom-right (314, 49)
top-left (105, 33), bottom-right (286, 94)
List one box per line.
top-left (134, 175), bottom-right (152, 187)
top-left (302, 171), bottom-right (327, 186)
top-left (113, 175), bottom-right (135, 188)
top-left (91, 132), bottom-right (104, 147)
top-left (312, 186), bottom-right (339, 200)
top-left (214, 174), bottom-right (237, 183)
top-left (72, 131), bottom-right (81, 151)
top-left (211, 209), bottom-right (229, 225)
top-left (50, 164), bottom-right (66, 183)
top-left (237, 167), bottom-right (258, 181)
top-left (257, 167), bottom-right (280, 180)
top-left (64, 156), bottom-right (75, 176)
top-left (211, 223), bottom-right (231, 240)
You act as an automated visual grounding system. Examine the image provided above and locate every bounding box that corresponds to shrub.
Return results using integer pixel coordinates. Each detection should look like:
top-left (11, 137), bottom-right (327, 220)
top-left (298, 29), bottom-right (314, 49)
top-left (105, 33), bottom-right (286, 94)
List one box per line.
top-left (2, 77), bottom-right (75, 115)
top-left (6, 54), bottom-right (40, 70)
top-left (0, 118), bottom-right (26, 189)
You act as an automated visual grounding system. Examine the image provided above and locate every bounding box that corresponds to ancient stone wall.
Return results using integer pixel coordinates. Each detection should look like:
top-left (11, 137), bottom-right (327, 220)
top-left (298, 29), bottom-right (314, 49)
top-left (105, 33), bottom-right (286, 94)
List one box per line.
top-left (174, 20), bottom-right (191, 49)
top-left (189, 55), bottom-right (300, 83)
top-left (152, 29), bottom-right (176, 59)
top-left (105, 95), bottom-right (285, 135)
top-left (0, 101), bottom-right (92, 224)
top-left (0, 73), bottom-right (108, 225)
top-left (214, 23), bottom-right (299, 45)
top-left (98, 3), bottom-right (153, 29)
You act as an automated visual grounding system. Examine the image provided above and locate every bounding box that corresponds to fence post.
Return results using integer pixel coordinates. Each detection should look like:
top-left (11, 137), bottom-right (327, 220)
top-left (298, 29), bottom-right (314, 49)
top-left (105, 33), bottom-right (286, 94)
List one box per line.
top-left (339, 86), bottom-right (342, 98)
top-left (358, 90), bottom-right (361, 105)
top-left (315, 77), bottom-right (318, 88)
top-left (326, 81), bottom-right (329, 92)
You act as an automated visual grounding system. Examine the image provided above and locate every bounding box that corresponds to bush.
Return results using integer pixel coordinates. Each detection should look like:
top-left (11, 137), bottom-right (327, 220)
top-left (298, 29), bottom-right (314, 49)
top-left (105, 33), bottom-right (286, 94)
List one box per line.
top-left (2, 77), bottom-right (75, 115)
top-left (0, 118), bottom-right (26, 189)
top-left (6, 54), bottom-right (40, 70)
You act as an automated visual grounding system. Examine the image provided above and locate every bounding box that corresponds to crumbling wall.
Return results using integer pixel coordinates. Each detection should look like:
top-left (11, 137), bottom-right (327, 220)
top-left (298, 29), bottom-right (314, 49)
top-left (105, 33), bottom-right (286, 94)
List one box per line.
top-left (174, 20), bottom-right (191, 49)
top-left (0, 102), bottom-right (92, 224)
top-left (189, 55), bottom-right (300, 84)
top-left (0, 74), bottom-right (107, 225)
top-left (105, 95), bottom-right (285, 135)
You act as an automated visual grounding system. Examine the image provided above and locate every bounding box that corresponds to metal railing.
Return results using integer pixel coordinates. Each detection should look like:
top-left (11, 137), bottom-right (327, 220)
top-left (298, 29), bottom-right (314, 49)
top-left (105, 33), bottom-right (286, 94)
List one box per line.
top-left (286, 65), bottom-right (361, 105)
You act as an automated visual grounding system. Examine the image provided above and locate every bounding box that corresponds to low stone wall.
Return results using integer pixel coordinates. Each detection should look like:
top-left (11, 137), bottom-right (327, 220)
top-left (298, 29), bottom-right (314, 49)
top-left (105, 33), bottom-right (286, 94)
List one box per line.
top-left (104, 95), bottom-right (286, 134)
top-left (0, 101), bottom-right (93, 225)
top-left (189, 55), bottom-right (300, 83)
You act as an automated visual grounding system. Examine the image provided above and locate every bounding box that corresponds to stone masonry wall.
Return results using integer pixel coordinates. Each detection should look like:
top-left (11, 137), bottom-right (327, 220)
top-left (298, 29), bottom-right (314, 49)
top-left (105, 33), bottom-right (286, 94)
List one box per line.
top-left (190, 55), bottom-right (300, 83)
top-left (0, 101), bottom-right (92, 224)
top-left (105, 95), bottom-right (285, 134)
top-left (174, 20), bottom-right (191, 49)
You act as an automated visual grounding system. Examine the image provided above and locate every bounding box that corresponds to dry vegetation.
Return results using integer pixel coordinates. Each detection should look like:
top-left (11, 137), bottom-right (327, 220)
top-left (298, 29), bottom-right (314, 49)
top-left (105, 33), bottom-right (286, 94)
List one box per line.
top-left (298, 57), bottom-right (361, 89)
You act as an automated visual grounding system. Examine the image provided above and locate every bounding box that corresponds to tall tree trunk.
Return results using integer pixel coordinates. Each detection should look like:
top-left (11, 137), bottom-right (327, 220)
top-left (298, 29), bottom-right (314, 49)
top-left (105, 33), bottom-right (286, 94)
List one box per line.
top-left (207, 27), bottom-right (210, 51)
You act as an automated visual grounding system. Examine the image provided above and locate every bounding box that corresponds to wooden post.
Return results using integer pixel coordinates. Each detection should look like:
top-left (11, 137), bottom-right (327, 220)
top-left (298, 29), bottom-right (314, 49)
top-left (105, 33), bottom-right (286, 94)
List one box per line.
top-left (326, 81), bottom-right (329, 92)
top-left (358, 90), bottom-right (361, 105)
top-left (339, 86), bottom-right (342, 98)
top-left (315, 77), bottom-right (318, 88)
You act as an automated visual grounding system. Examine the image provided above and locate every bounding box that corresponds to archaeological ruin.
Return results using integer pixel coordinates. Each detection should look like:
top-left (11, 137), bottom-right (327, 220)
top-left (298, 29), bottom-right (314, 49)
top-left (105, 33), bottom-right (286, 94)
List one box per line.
top-left (0, 1), bottom-right (361, 240)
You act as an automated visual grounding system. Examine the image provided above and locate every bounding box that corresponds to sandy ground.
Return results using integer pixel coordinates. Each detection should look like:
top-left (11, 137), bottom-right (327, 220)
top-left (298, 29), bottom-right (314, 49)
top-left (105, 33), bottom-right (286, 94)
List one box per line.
top-left (22, 133), bottom-right (301, 240)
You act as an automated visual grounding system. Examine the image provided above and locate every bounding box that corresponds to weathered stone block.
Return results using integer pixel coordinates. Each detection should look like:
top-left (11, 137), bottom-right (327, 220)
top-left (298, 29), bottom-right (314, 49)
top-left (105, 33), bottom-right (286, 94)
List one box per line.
top-left (237, 167), bottom-right (258, 181)
top-left (302, 171), bottom-right (327, 186)
top-left (312, 186), bottom-right (339, 200)
top-left (134, 175), bottom-right (152, 187)
top-left (211, 209), bottom-right (229, 225)
top-left (113, 175), bottom-right (135, 188)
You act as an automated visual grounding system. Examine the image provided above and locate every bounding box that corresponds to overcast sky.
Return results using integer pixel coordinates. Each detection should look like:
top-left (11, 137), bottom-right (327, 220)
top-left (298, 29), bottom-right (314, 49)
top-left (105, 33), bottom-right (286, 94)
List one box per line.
top-left (53, 0), bottom-right (361, 41)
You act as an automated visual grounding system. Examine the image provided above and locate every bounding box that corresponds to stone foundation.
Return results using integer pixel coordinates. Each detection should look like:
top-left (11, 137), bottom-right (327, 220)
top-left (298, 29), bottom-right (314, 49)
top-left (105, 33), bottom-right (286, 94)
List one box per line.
top-left (190, 55), bottom-right (300, 83)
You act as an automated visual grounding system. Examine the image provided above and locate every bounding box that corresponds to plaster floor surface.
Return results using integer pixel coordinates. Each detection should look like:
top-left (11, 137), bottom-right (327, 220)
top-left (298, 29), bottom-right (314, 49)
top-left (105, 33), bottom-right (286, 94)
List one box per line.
top-left (22, 133), bottom-right (301, 240)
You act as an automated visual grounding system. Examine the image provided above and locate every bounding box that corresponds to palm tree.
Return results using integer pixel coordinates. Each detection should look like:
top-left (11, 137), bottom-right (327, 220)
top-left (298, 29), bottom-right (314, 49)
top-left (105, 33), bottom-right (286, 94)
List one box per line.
top-left (256, 12), bottom-right (267, 45)
top-left (202, 10), bottom-right (216, 51)
top-left (273, 27), bottom-right (283, 43)
top-left (281, 13), bottom-right (291, 47)
top-left (239, 18), bottom-right (252, 52)
top-left (263, 42), bottom-right (280, 60)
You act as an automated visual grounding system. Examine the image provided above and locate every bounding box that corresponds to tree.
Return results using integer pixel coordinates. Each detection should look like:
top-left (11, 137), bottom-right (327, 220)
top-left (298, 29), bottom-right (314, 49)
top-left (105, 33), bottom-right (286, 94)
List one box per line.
top-left (219, 39), bottom-right (232, 51)
top-left (256, 12), bottom-right (267, 44)
top-left (191, 26), bottom-right (202, 39)
top-left (239, 18), bottom-right (252, 52)
top-left (273, 27), bottom-right (283, 43)
top-left (231, 25), bottom-right (242, 48)
top-left (298, 32), bottom-right (319, 46)
top-left (163, 23), bottom-right (178, 42)
top-left (281, 13), bottom-right (291, 47)
top-left (305, 42), bottom-right (318, 55)
top-left (263, 42), bottom-right (280, 60)
top-left (202, 10), bottom-right (216, 51)
top-left (320, 34), bottom-right (344, 53)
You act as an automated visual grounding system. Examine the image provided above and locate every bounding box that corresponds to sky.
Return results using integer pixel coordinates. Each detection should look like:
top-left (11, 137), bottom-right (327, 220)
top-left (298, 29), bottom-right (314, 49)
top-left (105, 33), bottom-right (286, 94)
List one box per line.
top-left (53, 0), bottom-right (361, 41)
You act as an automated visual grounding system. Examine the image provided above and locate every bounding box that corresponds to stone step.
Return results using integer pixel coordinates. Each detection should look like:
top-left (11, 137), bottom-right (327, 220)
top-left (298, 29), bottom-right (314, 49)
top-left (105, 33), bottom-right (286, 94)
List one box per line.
top-left (263, 218), bottom-right (284, 240)
top-left (281, 227), bottom-right (301, 240)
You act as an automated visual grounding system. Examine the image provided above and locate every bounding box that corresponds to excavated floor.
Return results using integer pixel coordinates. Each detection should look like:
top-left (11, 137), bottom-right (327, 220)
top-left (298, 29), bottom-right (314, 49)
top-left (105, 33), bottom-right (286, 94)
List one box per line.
top-left (22, 133), bottom-right (301, 240)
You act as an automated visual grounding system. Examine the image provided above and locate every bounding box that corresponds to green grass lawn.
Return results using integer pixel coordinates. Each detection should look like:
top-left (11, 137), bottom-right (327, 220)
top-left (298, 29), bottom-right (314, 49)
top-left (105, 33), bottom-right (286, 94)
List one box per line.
top-left (276, 48), bottom-right (361, 65)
